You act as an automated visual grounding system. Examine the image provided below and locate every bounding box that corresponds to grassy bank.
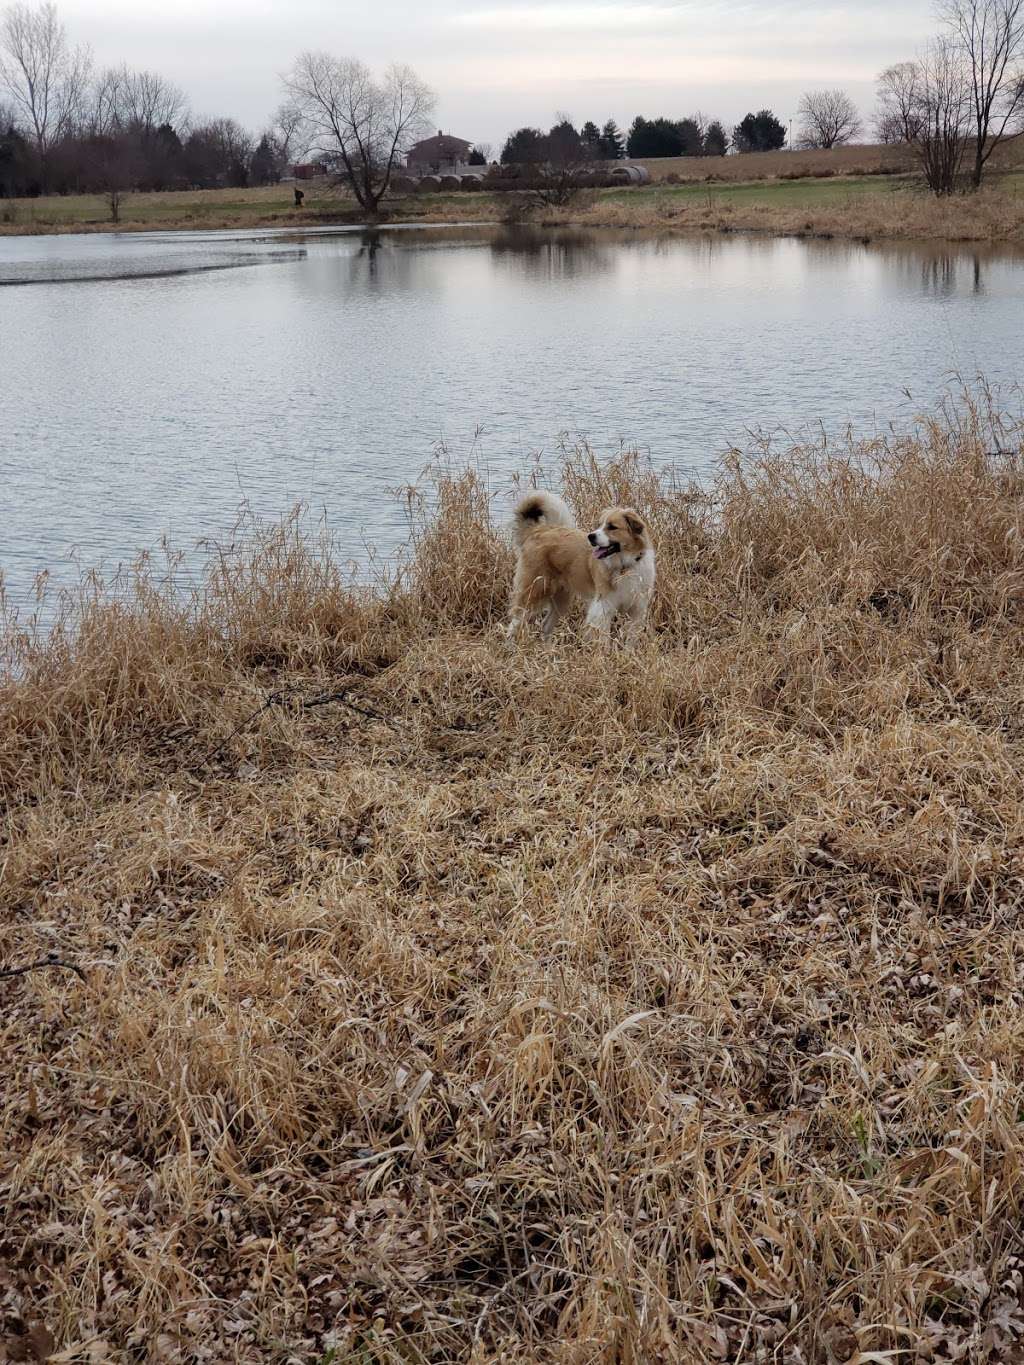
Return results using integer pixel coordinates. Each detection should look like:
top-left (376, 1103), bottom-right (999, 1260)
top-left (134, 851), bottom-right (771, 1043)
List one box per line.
top-left (567, 173), bottom-right (1024, 243)
top-left (4, 395), bottom-right (1024, 1361)
top-left (3, 165), bottom-right (1024, 246)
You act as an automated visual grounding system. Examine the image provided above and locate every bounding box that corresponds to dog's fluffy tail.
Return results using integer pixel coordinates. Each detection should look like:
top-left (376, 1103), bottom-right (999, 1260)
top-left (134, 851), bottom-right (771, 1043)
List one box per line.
top-left (511, 491), bottom-right (574, 549)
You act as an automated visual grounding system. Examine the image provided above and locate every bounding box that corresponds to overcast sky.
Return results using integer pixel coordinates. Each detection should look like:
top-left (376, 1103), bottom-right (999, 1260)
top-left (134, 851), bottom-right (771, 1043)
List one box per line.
top-left (57, 0), bottom-right (936, 147)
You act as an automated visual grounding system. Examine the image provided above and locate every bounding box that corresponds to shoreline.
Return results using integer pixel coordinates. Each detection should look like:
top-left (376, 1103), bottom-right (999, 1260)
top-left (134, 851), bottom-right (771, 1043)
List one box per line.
top-left (2, 170), bottom-right (1023, 247)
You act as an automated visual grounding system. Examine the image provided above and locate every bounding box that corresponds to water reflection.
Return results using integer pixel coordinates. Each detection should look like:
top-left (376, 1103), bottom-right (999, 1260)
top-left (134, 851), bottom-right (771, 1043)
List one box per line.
top-left (1, 223), bottom-right (1022, 614)
top-left (868, 240), bottom-right (993, 298)
top-left (487, 226), bottom-right (619, 280)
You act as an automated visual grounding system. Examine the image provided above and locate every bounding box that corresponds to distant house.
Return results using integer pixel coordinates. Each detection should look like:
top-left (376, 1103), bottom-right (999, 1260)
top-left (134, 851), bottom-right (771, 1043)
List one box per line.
top-left (406, 131), bottom-right (475, 174)
top-left (291, 162), bottom-right (328, 181)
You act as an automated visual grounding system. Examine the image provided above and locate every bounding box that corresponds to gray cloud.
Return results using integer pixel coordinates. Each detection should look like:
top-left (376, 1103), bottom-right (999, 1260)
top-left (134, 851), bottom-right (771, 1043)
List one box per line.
top-left (58, 0), bottom-right (935, 145)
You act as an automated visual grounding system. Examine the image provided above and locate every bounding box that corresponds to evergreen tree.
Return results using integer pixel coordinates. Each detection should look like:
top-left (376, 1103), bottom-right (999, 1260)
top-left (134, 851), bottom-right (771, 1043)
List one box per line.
top-left (676, 117), bottom-right (703, 157)
top-left (0, 123), bottom-right (37, 197)
top-left (546, 117), bottom-right (582, 163)
top-left (599, 119), bottom-right (625, 159)
top-left (500, 127), bottom-right (546, 164)
top-left (627, 116), bottom-right (685, 158)
top-left (249, 134), bottom-right (279, 185)
top-left (703, 120), bottom-right (729, 156)
top-left (145, 123), bottom-right (184, 190)
top-left (732, 109), bottom-right (787, 153)
top-left (580, 119), bottom-right (602, 158)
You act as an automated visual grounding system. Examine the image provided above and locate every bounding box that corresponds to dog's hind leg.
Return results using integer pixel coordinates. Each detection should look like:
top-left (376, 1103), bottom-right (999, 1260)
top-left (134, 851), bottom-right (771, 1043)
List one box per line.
top-left (507, 598), bottom-right (552, 641)
top-left (507, 567), bottom-right (555, 642)
top-left (541, 589), bottom-right (571, 641)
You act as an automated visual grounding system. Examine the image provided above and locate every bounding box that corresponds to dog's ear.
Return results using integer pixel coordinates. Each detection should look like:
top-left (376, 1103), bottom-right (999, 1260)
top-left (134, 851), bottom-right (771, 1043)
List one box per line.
top-left (624, 511), bottom-right (645, 539)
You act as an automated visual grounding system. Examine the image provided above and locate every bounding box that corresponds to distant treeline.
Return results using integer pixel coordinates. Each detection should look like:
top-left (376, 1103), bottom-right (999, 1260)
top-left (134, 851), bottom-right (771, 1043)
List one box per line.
top-left (0, 116), bottom-right (290, 198)
top-left (0, 3), bottom-right (301, 197)
top-left (498, 109), bottom-right (790, 166)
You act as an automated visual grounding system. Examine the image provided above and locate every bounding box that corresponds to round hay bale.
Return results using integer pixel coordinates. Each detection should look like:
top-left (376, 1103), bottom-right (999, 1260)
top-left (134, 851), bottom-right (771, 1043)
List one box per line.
top-left (417, 175), bottom-right (442, 193)
top-left (391, 175), bottom-right (418, 195)
top-left (631, 164), bottom-right (651, 184)
top-left (439, 174), bottom-right (462, 191)
top-left (610, 164), bottom-right (642, 185)
top-left (460, 173), bottom-right (484, 190)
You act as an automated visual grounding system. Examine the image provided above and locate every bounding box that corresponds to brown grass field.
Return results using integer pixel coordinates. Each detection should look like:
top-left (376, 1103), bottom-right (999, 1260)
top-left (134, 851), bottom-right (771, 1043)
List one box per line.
top-left (565, 177), bottom-right (1024, 244)
top-left (4, 391), bottom-right (1024, 1361)
top-left (2, 140), bottom-right (1023, 246)
top-left (635, 142), bottom-right (921, 183)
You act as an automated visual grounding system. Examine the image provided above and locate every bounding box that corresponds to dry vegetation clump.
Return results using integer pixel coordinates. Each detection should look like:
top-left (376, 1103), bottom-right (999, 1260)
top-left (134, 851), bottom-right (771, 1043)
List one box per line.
top-left (570, 181), bottom-right (1024, 244)
top-left (4, 394), bottom-right (1024, 1362)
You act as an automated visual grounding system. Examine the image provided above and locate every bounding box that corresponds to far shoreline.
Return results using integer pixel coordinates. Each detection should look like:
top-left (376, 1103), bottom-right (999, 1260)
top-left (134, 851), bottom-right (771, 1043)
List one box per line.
top-left (2, 164), bottom-right (1024, 249)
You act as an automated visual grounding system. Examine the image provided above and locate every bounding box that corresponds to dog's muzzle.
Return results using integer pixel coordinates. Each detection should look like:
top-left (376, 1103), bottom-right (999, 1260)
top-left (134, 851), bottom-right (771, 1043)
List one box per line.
top-left (588, 532), bottom-right (619, 560)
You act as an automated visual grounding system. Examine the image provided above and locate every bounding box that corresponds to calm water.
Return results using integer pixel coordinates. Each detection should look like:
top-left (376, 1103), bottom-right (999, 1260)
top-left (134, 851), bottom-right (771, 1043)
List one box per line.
top-left (2, 223), bottom-right (1023, 613)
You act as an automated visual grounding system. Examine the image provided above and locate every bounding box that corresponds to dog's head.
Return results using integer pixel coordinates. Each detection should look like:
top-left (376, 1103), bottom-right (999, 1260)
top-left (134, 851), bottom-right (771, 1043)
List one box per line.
top-left (587, 507), bottom-right (648, 562)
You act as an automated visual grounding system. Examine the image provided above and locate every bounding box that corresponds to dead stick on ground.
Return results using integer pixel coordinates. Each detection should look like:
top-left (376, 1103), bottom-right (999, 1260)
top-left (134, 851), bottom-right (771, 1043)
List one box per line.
top-left (1, 955), bottom-right (87, 983)
top-left (198, 686), bottom-right (392, 768)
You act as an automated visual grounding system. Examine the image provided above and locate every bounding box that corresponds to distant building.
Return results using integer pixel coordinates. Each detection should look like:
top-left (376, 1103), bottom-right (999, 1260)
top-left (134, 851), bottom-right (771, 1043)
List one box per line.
top-left (291, 162), bottom-right (328, 181)
top-left (406, 131), bottom-right (475, 174)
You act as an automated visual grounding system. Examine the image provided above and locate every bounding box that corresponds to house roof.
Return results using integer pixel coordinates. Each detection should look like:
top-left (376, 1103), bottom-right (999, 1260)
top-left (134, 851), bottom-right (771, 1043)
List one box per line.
top-left (408, 132), bottom-right (474, 159)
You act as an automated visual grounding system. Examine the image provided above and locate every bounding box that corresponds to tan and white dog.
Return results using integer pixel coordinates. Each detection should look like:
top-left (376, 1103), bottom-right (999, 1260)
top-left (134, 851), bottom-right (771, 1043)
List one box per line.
top-left (506, 491), bottom-right (655, 641)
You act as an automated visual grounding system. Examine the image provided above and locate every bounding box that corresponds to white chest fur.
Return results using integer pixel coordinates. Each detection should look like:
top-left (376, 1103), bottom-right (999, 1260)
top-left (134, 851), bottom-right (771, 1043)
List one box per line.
top-left (586, 549), bottom-right (655, 634)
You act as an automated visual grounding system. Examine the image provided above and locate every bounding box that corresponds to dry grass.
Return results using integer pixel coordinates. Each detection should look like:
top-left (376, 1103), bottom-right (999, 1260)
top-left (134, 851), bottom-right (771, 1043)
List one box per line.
top-left (0, 183), bottom-right (363, 235)
top-left (636, 143), bottom-right (921, 184)
top-left (4, 392), bottom-right (1024, 1362)
top-left (636, 138), bottom-right (1024, 185)
top-left (2, 153), bottom-right (1023, 248)
top-left (562, 177), bottom-right (1024, 244)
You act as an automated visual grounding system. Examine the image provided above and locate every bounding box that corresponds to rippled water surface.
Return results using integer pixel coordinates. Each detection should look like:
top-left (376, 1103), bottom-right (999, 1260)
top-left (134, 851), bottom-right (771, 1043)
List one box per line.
top-left (2, 223), bottom-right (1023, 611)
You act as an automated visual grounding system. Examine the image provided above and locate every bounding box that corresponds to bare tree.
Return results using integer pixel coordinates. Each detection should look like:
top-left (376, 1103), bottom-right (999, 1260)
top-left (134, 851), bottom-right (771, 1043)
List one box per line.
top-left (283, 53), bottom-right (435, 213)
top-left (910, 36), bottom-right (973, 192)
top-left (183, 115), bottom-right (252, 187)
top-left (87, 132), bottom-right (141, 220)
top-left (939, 0), bottom-right (1024, 186)
top-left (271, 98), bottom-right (305, 169)
top-left (531, 123), bottom-right (592, 207)
top-left (0, 1), bottom-right (90, 164)
top-left (90, 64), bottom-right (187, 138)
top-left (875, 61), bottom-right (926, 142)
top-left (120, 66), bottom-right (187, 133)
top-left (795, 88), bottom-right (863, 147)
top-left (89, 63), bottom-right (122, 136)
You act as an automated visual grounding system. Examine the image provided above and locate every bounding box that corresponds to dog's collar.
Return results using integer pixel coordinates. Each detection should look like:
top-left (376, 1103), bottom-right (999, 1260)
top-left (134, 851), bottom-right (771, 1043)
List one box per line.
top-left (618, 550), bottom-right (645, 574)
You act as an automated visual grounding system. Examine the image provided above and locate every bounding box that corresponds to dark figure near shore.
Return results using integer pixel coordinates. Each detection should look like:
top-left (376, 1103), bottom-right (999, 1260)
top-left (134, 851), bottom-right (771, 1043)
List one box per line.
top-left (294, 188), bottom-right (304, 208)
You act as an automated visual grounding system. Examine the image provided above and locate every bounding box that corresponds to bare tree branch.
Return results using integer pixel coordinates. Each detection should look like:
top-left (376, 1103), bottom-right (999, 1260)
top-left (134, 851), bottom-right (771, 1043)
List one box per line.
top-left (939, 0), bottom-right (1024, 185)
top-left (89, 62), bottom-right (187, 139)
top-left (0, 0), bottom-right (91, 166)
top-left (283, 52), bottom-right (435, 213)
top-left (796, 89), bottom-right (863, 148)
top-left (907, 37), bottom-right (973, 193)
top-left (876, 61), bottom-right (926, 142)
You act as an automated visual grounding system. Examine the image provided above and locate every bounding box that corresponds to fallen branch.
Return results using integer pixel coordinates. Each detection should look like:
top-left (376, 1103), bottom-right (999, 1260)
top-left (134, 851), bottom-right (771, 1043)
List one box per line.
top-left (198, 685), bottom-right (391, 768)
top-left (1, 954), bottom-right (87, 983)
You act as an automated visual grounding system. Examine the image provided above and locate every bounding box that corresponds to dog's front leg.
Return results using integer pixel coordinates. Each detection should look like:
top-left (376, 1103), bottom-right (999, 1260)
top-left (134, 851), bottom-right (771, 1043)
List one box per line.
top-left (622, 602), bottom-right (648, 644)
top-left (584, 597), bottom-right (614, 639)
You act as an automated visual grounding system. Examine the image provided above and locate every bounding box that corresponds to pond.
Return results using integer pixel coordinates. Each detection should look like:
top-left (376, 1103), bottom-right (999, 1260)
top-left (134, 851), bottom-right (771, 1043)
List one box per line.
top-left (2, 222), bottom-right (1023, 615)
